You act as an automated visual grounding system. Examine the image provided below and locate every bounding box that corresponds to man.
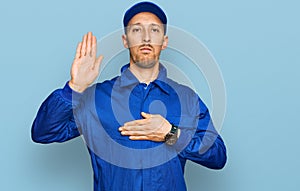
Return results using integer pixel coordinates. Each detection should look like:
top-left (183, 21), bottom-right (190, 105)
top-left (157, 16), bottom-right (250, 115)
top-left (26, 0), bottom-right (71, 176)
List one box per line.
top-left (32, 2), bottom-right (227, 191)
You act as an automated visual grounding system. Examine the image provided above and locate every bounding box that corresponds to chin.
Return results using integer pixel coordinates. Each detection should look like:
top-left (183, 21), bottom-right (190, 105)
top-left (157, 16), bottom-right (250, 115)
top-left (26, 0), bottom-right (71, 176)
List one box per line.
top-left (134, 60), bottom-right (157, 69)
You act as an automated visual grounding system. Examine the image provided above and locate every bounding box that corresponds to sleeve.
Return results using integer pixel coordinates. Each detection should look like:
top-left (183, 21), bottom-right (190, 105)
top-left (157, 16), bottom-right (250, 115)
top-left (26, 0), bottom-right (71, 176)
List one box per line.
top-left (31, 82), bottom-right (82, 143)
top-left (176, 97), bottom-right (227, 170)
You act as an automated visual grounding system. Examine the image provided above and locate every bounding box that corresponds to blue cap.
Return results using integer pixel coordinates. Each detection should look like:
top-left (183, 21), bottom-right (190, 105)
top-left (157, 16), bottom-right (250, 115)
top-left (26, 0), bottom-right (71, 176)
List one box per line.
top-left (123, 2), bottom-right (167, 33)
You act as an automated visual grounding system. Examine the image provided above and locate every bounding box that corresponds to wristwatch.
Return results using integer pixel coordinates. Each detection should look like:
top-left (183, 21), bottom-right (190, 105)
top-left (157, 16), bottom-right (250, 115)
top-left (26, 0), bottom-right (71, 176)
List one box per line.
top-left (164, 124), bottom-right (179, 145)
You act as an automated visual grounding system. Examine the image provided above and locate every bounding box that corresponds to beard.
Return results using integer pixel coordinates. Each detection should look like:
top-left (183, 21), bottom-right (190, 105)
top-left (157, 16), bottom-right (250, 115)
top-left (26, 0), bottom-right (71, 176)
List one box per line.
top-left (132, 56), bottom-right (157, 69)
top-left (129, 45), bottom-right (160, 69)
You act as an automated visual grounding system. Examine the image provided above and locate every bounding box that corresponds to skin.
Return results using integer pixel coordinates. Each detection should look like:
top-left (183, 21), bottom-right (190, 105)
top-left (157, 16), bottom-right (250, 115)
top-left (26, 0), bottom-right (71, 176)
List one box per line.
top-left (69, 32), bottom-right (103, 93)
top-left (122, 12), bottom-right (168, 84)
top-left (68, 12), bottom-right (179, 142)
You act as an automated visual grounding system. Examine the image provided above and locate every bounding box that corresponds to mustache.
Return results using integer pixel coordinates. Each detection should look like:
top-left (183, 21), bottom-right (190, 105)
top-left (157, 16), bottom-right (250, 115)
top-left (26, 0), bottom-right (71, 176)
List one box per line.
top-left (138, 44), bottom-right (154, 49)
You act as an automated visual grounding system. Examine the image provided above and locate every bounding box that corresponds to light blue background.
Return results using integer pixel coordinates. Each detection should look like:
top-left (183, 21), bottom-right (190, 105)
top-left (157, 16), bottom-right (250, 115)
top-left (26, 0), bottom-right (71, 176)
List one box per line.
top-left (0, 0), bottom-right (299, 190)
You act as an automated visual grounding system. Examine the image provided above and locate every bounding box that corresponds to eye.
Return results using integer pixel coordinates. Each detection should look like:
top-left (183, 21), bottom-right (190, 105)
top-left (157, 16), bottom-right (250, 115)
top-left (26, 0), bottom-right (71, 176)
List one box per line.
top-left (131, 27), bottom-right (142, 33)
top-left (151, 27), bottom-right (160, 33)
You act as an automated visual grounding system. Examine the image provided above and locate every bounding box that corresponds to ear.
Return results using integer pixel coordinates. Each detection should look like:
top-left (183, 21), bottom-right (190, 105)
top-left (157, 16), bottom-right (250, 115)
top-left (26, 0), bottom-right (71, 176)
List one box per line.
top-left (161, 35), bottom-right (169, 50)
top-left (122, 34), bottom-right (129, 49)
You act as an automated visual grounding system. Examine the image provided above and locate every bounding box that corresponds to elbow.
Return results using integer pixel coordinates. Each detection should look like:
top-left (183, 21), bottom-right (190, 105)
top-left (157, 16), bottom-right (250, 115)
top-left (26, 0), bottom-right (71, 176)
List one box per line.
top-left (31, 126), bottom-right (44, 143)
top-left (31, 120), bottom-right (48, 144)
top-left (213, 153), bottom-right (227, 170)
top-left (210, 136), bottom-right (227, 170)
top-left (210, 147), bottom-right (227, 170)
top-left (31, 122), bottom-right (39, 143)
top-left (31, 130), bottom-right (51, 144)
top-left (202, 144), bottom-right (227, 170)
top-left (31, 132), bottom-right (43, 143)
top-left (203, 153), bottom-right (227, 170)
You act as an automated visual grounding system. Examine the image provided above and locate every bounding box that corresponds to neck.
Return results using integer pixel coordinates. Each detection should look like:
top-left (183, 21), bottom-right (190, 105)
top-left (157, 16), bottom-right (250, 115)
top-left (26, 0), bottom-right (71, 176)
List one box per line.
top-left (129, 62), bottom-right (160, 85)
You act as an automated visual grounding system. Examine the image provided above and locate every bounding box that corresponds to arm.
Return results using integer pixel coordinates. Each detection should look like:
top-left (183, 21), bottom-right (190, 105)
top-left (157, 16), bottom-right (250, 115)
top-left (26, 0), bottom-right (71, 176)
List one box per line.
top-left (32, 32), bottom-right (103, 143)
top-left (118, 107), bottom-right (226, 169)
top-left (31, 83), bottom-right (81, 143)
top-left (178, 98), bottom-right (227, 170)
top-left (117, 88), bottom-right (226, 169)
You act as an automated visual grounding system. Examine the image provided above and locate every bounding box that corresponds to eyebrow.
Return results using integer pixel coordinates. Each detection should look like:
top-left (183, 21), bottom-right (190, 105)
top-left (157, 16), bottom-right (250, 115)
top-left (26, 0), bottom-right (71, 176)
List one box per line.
top-left (129, 23), bottom-right (162, 27)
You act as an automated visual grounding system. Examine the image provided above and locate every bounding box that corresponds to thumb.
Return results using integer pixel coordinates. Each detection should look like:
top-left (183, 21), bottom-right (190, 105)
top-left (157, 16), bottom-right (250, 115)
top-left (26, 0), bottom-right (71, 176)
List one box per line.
top-left (141, 112), bottom-right (152, 119)
top-left (94, 55), bottom-right (104, 71)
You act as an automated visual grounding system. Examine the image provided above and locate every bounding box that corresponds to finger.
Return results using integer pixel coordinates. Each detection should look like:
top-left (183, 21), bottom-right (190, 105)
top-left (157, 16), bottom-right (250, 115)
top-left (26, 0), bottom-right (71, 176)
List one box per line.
top-left (81, 34), bottom-right (87, 56)
top-left (124, 119), bottom-right (147, 127)
top-left (121, 124), bottom-right (144, 131)
top-left (129, 136), bottom-right (149, 140)
top-left (87, 32), bottom-right (92, 56)
top-left (75, 42), bottom-right (82, 59)
top-left (91, 35), bottom-right (97, 57)
top-left (141, 112), bottom-right (152, 119)
top-left (121, 130), bottom-right (147, 136)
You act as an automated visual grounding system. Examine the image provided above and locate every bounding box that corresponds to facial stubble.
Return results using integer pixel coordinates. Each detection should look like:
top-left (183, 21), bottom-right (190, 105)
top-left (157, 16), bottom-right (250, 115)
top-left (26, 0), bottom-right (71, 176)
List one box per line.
top-left (129, 46), bottom-right (161, 69)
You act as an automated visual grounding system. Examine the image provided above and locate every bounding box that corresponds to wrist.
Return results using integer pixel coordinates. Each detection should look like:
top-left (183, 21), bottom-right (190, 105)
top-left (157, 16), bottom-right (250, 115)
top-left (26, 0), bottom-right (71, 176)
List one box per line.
top-left (60, 81), bottom-right (84, 106)
top-left (68, 80), bottom-right (87, 93)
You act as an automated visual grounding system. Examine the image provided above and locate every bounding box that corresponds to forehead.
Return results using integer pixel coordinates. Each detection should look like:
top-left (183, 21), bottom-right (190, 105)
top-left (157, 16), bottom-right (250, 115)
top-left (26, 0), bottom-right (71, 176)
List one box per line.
top-left (127, 12), bottom-right (163, 25)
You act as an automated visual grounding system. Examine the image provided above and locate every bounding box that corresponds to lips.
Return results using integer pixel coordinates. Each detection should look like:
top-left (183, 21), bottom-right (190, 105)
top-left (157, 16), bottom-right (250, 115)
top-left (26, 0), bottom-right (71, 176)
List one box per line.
top-left (139, 46), bottom-right (152, 53)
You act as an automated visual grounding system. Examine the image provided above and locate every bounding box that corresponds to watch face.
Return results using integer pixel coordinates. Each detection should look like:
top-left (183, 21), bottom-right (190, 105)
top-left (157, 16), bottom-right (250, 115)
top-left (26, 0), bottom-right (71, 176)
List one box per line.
top-left (166, 136), bottom-right (177, 145)
top-left (165, 124), bottom-right (179, 145)
top-left (165, 133), bottom-right (178, 145)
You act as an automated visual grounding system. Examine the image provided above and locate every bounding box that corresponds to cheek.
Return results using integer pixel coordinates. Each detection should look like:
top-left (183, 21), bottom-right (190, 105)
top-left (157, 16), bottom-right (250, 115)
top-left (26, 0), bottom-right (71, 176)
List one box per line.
top-left (129, 47), bottom-right (139, 57)
top-left (127, 37), bottom-right (143, 48)
top-left (153, 46), bottom-right (163, 55)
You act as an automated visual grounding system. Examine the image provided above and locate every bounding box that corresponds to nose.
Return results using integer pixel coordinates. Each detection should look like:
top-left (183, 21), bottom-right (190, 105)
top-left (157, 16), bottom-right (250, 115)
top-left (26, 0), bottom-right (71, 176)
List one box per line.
top-left (143, 29), bottom-right (151, 43)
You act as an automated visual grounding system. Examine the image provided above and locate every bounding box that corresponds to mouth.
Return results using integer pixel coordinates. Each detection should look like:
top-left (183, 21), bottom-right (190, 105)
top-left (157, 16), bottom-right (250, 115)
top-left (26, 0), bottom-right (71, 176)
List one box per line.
top-left (139, 46), bottom-right (153, 53)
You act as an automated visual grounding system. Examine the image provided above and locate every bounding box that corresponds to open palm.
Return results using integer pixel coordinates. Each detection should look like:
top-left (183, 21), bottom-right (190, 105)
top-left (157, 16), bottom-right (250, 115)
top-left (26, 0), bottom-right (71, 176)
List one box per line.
top-left (69, 32), bottom-right (103, 93)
